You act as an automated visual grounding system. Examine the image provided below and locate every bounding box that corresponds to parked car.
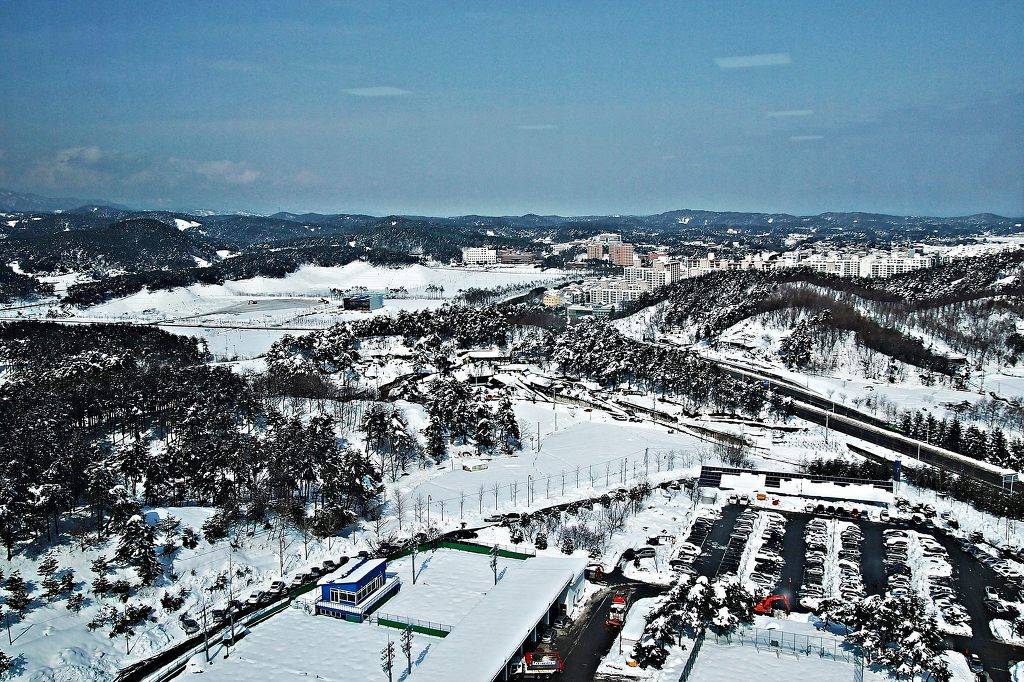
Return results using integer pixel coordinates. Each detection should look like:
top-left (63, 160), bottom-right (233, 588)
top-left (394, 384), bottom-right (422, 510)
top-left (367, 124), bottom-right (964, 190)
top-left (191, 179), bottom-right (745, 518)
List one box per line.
top-left (634, 546), bottom-right (656, 559)
top-left (179, 613), bottom-right (201, 634)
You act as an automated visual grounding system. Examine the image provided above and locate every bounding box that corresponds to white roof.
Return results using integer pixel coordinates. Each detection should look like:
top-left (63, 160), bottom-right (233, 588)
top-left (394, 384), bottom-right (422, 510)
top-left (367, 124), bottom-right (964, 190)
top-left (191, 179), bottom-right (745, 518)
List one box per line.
top-left (318, 558), bottom-right (385, 587)
top-left (415, 556), bottom-right (587, 682)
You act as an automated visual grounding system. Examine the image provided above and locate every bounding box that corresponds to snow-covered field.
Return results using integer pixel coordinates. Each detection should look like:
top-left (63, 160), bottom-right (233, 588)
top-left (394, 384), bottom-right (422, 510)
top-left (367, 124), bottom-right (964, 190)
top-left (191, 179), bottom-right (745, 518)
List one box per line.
top-left (190, 608), bottom-right (437, 681)
top-left (0, 263), bottom-right (569, 359)
top-left (383, 549), bottom-right (527, 628)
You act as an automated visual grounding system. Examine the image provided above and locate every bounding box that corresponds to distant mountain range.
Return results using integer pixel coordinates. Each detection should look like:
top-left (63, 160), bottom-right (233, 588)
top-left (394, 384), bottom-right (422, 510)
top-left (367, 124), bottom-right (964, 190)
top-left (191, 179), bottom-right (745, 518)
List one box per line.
top-left (0, 189), bottom-right (132, 213)
top-left (1, 187), bottom-right (1022, 295)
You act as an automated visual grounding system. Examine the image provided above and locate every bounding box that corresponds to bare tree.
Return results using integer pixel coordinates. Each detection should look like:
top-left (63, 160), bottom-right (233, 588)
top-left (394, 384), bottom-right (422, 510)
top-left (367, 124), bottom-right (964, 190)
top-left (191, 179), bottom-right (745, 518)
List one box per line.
top-left (391, 486), bottom-right (407, 531)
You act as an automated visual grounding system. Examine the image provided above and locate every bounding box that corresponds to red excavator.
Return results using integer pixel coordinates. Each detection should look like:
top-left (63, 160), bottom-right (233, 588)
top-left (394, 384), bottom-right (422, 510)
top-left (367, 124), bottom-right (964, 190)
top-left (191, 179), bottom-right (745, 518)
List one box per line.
top-left (754, 594), bottom-right (792, 616)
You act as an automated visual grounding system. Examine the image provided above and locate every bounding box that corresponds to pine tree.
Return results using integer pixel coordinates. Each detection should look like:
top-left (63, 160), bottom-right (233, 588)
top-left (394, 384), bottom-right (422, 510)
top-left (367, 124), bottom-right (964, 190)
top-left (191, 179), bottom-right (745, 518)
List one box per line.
top-left (4, 571), bottom-right (29, 614)
top-left (422, 418), bottom-right (447, 464)
top-left (67, 592), bottom-right (86, 612)
top-left (180, 527), bottom-right (200, 550)
top-left (38, 553), bottom-right (61, 600)
top-left (0, 648), bottom-right (11, 675)
top-left (115, 515), bottom-right (162, 585)
top-left (944, 417), bottom-right (963, 452)
top-left (474, 404), bottom-right (494, 454)
top-left (495, 395), bottom-right (521, 455)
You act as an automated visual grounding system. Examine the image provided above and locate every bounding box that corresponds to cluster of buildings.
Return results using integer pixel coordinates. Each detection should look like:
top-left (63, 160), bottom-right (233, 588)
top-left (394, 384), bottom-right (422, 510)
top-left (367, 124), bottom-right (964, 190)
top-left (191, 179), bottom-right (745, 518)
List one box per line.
top-left (786, 250), bottom-right (936, 278)
top-left (465, 232), bottom-right (945, 319)
top-left (461, 246), bottom-right (540, 265)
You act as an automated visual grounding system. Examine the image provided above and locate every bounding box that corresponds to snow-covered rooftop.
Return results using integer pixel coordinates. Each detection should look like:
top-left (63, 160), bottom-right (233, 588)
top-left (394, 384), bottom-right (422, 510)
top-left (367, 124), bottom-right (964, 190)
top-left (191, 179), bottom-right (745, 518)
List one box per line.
top-left (318, 557), bottom-right (385, 587)
top-left (414, 555), bottom-right (588, 682)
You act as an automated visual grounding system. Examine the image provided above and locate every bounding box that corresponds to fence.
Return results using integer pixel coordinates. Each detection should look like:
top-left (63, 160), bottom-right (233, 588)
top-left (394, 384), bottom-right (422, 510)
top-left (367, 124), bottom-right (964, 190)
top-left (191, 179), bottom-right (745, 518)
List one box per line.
top-left (678, 628), bottom-right (706, 681)
top-left (373, 612), bottom-right (454, 638)
top-left (712, 626), bottom-right (854, 663)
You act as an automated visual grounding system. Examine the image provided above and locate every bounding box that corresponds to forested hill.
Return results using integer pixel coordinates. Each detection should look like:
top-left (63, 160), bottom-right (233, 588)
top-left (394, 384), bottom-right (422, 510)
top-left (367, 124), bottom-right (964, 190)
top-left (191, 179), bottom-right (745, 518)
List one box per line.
top-left (0, 218), bottom-right (221, 274)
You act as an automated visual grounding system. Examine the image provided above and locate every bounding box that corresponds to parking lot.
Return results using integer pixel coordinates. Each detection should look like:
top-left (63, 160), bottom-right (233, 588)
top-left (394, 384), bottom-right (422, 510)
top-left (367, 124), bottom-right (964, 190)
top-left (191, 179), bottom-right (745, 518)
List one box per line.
top-left (679, 503), bottom-right (1024, 681)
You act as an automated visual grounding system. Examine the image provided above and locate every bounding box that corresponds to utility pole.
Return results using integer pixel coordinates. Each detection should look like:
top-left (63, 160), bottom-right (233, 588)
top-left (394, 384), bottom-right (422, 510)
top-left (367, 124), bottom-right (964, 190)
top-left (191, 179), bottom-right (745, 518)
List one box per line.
top-left (491, 544), bottom-right (499, 585)
top-left (278, 521), bottom-right (285, 577)
top-left (381, 640), bottom-right (395, 682)
top-left (227, 541), bottom-right (237, 658)
top-left (200, 601), bottom-right (211, 664)
top-left (401, 625), bottom-right (414, 675)
top-left (411, 541), bottom-right (417, 585)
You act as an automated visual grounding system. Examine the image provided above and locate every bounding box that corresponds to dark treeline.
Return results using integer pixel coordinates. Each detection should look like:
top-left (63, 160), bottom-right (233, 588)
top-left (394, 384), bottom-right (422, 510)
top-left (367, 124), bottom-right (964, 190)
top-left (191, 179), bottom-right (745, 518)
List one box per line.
top-left (546, 320), bottom-right (787, 418)
top-left (0, 263), bottom-right (54, 302)
top-left (895, 408), bottom-right (1024, 472)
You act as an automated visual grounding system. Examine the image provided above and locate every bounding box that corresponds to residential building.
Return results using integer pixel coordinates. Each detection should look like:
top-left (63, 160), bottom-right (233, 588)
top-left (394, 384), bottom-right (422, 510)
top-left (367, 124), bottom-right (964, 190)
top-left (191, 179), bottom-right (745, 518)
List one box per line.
top-left (462, 246), bottom-right (498, 265)
top-left (586, 243), bottom-right (605, 260)
top-left (608, 242), bottom-right (635, 267)
top-left (542, 291), bottom-right (563, 307)
top-left (623, 266), bottom-right (671, 290)
top-left (497, 248), bottom-right (538, 264)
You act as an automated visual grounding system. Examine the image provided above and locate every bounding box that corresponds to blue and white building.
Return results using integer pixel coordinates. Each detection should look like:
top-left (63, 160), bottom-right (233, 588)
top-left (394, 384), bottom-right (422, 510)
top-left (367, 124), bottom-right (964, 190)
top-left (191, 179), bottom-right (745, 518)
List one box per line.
top-left (315, 558), bottom-right (400, 622)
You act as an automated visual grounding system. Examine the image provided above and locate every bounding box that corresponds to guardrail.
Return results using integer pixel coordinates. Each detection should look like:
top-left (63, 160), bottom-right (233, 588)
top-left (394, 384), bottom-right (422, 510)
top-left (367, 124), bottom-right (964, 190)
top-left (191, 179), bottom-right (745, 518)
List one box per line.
top-left (373, 612), bottom-right (454, 638)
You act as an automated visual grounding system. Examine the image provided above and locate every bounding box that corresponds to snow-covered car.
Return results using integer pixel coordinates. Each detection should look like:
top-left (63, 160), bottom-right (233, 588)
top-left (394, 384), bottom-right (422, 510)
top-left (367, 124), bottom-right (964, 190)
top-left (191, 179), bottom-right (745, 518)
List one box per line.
top-left (634, 546), bottom-right (656, 559)
top-left (967, 654), bottom-right (983, 673)
top-left (268, 580), bottom-right (287, 595)
top-left (727, 494), bottom-right (739, 505)
top-left (738, 494), bottom-right (750, 505)
top-left (179, 614), bottom-right (201, 634)
top-left (985, 586), bottom-right (1000, 600)
top-left (483, 514), bottom-right (503, 523)
top-left (879, 510), bottom-right (890, 522)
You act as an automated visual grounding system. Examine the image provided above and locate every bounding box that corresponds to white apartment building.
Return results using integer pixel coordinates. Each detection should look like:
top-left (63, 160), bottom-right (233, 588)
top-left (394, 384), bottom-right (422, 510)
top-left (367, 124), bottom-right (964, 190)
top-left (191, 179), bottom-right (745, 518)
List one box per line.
top-left (857, 252), bottom-right (935, 278)
top-left (623, 259), bottom-right (681, 290)
top-left (461, 246), bottom-right (498, 265)
top-left (588, 279), bottom-right (647, 306)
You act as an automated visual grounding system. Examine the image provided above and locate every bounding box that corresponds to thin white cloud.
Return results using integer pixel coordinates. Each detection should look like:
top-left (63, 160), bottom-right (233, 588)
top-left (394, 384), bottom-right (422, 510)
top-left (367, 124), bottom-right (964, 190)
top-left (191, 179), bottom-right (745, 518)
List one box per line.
top-left (343, 86), bottom-right (411, 97)
top-left (517, 124), bottom-right (557, 131)
top-left (790, 135), bottom-right (824, 141)
top-left (715, 53), bottom-right (792, 69)
top-left (197, 160), bottom-right (260, 184)
top-left (767, 109), bottom-right (814, 118)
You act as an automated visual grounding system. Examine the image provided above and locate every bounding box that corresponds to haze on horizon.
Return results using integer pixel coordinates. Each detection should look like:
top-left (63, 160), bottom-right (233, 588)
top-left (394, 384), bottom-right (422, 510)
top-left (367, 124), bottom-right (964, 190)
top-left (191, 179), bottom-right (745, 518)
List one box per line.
top-left (1, 1), bottom-right (1022, 218)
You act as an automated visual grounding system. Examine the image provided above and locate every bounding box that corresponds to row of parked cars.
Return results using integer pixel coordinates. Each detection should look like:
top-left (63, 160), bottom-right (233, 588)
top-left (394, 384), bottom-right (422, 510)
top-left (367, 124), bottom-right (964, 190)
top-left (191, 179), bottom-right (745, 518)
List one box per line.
top-left (745, 511), bottom-right (787, 592)
top-left (178, 556), bottom-right (350, 635)
top-left (884, 529), bottom-right (970, 629)
top-left (800, 519), bottom-right (865, 609)
top-left (667, 514), bottom-right (718, 575)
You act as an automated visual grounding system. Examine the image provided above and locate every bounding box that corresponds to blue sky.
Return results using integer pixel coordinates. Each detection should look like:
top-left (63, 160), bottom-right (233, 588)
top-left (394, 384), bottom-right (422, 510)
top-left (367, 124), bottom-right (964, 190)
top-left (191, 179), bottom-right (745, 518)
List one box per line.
top-left (1, 1), bottom-right (1021, 216)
